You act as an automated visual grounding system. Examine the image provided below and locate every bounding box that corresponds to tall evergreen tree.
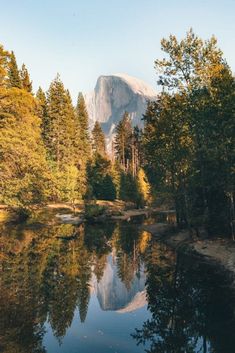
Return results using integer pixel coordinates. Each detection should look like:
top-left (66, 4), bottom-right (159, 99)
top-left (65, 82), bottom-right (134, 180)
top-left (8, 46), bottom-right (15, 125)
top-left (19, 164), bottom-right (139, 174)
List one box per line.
top-left (8, 51), bottom-right (21, 88)
top-left (20, 63), bottom-right (32, 92)
top-left (101, 174), bottom-right (116, 201)
top-left (86, 154), bottom-right (116, 201)
top-left (46, 75), bottom-right (75, 167)
top-left (36, 87), bottom-right (48, 143)
top-left (76, 92), bottom-right (91, 159)
top-left (92, 121), bottom-right (106, 156)
top-left (114, 111), bottom-right (132, 170)
top-left (131, 126), bottom-right (142, 177)
top-left (0, 44), bottom-right (9, 87)
top-left (119, 172), bottom-right (141, 206)
top-left (45, 76), bottom-right (80, 201)
top-left (74, 92), bottom-right (92, 199)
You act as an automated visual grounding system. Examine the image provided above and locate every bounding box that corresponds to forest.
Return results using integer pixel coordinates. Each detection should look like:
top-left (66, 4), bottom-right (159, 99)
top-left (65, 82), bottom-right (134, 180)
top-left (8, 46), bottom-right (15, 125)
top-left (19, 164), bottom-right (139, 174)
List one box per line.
top-left (0, 29), bottom-right (234, 237)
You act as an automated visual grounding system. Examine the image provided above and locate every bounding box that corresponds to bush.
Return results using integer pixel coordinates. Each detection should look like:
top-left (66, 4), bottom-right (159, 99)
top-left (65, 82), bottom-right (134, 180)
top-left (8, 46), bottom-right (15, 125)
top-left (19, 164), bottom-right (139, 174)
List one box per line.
top-left (84, 204), bottom-right (106, 220)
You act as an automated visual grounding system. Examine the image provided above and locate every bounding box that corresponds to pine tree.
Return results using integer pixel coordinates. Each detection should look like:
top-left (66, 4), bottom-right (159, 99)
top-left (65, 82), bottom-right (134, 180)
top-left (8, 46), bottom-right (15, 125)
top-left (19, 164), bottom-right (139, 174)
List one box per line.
top-left (76, 92), bottom-right (91, 159)
top-left (114, 111), bottom-right (132, 170)
top-left (0, 87), bottom-right (51, 210)
top-left (119, 172), bottom-right (140, 206)
top-left (8, 51), bottom-right (22, 88)
top-left (36, 86), bottom-right (48, 143)
top-left (101, 174), bottom-right (116, 201)
top-left (46, 75), bottom-right (75, 167)
top-left (92, 121), bottom-right (106, 156)
top-left (45, 75), bottom-right (80, 201)
top-left (0, 44), bottom-right (9, 87)
top-left (74, 92), bottom-right (92, 199)
top-left (86, 154), bottom-right (116, 200)
top-left (110, 160), bottom-right (122, 198)
top-left (131, 126), bottom-right (142, 177)
top-left (20, 63), bottom-right (32, 92)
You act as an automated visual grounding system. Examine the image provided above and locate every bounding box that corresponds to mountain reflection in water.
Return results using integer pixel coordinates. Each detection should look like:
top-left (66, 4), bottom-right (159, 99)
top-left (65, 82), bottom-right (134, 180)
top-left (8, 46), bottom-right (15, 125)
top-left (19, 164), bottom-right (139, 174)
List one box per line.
top-left (95, 255), bottom-right (146, 311)
top-left (1, 215), bottom-right (235, 353)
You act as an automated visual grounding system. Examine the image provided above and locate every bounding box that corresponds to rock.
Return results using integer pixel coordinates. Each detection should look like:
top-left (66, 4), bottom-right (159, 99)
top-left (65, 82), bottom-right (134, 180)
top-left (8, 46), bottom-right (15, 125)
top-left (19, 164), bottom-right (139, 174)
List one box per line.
top-left (85, 73), bottom-right (158, 151)
top-left (55, 213), bottom-right (82, 225)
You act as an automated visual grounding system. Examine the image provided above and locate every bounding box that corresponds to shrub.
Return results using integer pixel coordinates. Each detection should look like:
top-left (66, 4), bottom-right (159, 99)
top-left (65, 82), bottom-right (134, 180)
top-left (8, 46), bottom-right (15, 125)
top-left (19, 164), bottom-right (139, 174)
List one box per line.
top-left (84, 204), bottom-right (106, 220)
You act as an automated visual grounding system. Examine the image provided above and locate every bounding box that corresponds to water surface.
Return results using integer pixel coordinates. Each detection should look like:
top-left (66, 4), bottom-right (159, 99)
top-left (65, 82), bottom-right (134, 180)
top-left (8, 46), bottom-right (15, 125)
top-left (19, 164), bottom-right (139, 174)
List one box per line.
top-left (1, 215), bottom-right (235, 353)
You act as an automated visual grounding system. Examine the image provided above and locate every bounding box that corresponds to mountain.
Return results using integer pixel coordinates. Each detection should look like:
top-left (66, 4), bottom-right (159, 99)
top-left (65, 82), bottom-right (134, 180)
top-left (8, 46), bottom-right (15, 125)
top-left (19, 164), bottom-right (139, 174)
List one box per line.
top-left (85, 73), bottom-right (158, 150)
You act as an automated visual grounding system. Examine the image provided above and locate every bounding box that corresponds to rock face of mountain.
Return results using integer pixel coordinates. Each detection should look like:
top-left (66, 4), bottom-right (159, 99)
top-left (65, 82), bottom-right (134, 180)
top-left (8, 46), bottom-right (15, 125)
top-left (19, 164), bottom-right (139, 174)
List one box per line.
top-left (85, 73), bottom-right (157, 149)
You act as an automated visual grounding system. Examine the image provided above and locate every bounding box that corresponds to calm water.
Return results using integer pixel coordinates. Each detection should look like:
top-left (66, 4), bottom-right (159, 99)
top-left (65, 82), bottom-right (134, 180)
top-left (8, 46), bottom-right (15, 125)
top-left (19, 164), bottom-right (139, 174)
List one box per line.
top-left (1, 214), bottom-right (235, 353)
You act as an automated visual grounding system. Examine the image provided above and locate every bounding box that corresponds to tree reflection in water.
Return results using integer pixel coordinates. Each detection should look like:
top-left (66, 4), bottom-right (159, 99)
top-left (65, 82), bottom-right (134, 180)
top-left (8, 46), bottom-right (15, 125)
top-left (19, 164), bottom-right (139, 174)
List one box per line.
top-left (0, 220), bottom-right (149, 352)
top-left (133, 241), bottom-right (235, 353)
top-left (1, 219), bottom-right (235, 353)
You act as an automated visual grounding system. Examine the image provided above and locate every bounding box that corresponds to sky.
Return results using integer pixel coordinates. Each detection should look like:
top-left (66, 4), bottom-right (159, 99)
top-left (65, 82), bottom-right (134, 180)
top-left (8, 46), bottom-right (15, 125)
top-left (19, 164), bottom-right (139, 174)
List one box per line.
top-left (0, 0), bottom-right (234, 101)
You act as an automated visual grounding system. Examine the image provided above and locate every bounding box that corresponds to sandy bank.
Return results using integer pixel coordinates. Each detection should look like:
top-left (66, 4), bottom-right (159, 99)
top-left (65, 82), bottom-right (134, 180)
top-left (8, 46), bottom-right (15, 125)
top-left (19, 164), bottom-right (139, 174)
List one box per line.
top-left (142, 223), bottom-right (235, 285)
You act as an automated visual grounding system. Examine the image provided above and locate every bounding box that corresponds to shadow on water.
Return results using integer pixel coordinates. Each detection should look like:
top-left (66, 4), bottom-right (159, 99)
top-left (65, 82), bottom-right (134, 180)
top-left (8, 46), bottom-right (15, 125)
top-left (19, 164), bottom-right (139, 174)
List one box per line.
top-left (133, 241), bottom-right (235, 353)
top-left (0, 216), bottom-right (235, 353)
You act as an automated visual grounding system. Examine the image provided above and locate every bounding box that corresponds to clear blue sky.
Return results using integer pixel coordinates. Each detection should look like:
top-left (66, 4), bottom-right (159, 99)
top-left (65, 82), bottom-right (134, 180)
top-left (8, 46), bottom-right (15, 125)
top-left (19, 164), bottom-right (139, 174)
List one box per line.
top-left (0, 0), bottom-right (234, 100)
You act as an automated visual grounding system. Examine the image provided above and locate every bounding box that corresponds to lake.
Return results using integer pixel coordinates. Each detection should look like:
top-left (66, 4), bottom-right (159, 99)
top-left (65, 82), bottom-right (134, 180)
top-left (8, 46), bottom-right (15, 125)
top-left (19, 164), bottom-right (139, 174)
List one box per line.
top-left (1, 215), bottom-right (235, 353)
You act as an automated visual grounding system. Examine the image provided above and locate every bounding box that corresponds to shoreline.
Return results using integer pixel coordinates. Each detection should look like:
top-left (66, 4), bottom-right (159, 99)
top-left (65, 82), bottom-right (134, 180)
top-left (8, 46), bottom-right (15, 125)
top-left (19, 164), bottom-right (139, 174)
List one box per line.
top-left (0, 201), bottom-right (166, 225)
top-left (142, 223), bottom-right (235, 287)
top-left (3, 201), bottom-right (235, 286)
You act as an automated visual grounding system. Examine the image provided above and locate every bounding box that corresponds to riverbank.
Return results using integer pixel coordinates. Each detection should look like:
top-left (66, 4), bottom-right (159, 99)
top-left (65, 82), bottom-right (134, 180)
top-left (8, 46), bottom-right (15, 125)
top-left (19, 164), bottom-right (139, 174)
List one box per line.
top-left (142, 223), bottom-right (235, 286)
top-left (54, 201), bottom-right (161, 224)
top-left (0, 201), bottom-right (163, 225)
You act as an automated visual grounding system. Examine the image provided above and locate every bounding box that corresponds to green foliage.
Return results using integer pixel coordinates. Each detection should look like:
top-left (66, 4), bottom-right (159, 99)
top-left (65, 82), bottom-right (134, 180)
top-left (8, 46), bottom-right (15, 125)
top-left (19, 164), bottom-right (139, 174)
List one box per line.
top-left (155, 28), bottom-right (223, 92)
top-left (86, 154), bottom-right (116, 201)
top-left (144, 29), bottom-right (235, 235)
top-left (36, 86), bottom-right (48, 142)
top-left (20, 63), bottom-right (32, 92)
top-left (101, 174), bottom-right (116, 201)
top-left (115, 111), bottom-right (132, 169)
top-left (119, 172), bottom-right (142, 207)
top-left (0, 45), bottom-right (91, 209)
top-left (52, 164), bottom-right (79, 202)
top-left (84, 203), bottom-right (106, 220)
top-left (46, 75), bottom-right (75, 166)
top-left (74, 92), bottom-right (92, 198)
top-left (42, 76), bottom-right (90, 201)
top-left (92, 121), bottom-right (106, 156)
top-left (114, 113), bottom-right (143, 197)
top-left (76, 92), bottom-right (91, 159)
top-left (110, 161), bottom-right (122, 198)
top-left (0, 42), bottom-right (147, 211)
top-left (2, 32), bottom-right (233, 237)
top-left (8, 51), bottom-right (22, 88)
top-left (0, 87), bottom-right (51, 209)
top-left (0, 45), bottom-right (9, 87)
